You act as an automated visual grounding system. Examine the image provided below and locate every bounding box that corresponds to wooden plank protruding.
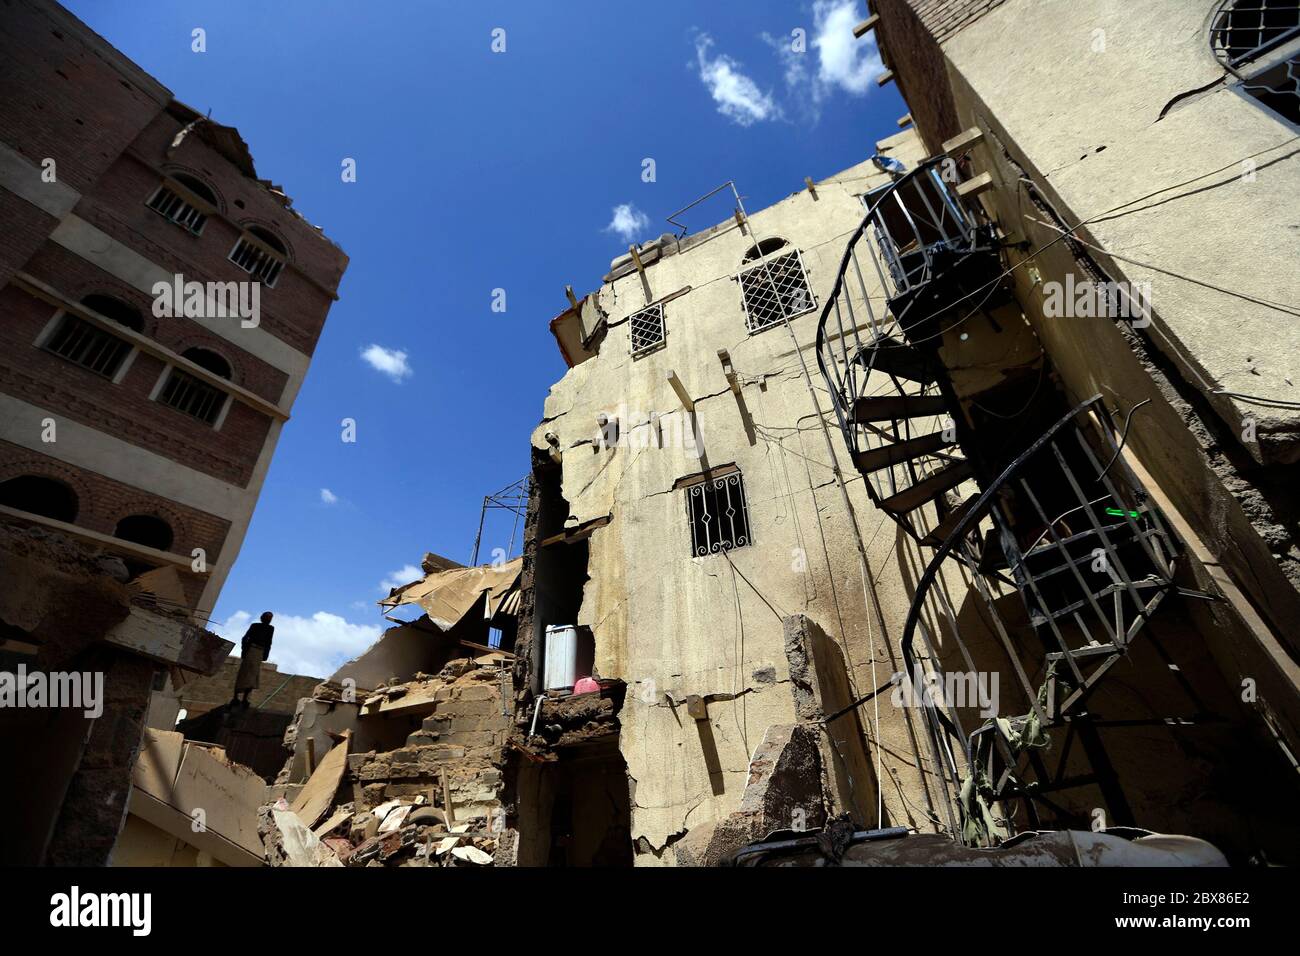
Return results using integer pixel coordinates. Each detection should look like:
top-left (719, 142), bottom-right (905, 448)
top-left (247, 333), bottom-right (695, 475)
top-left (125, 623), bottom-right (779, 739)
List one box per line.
top-left (853, 14), bottom-right (880, 38)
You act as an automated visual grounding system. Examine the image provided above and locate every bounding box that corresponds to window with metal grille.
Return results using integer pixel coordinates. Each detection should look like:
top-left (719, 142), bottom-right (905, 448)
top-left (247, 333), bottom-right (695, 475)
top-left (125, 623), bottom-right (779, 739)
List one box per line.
top-left (229, 227), bottom-right (286, 287)
top-left (158, 368), bottom-right (226, 425)
top-left (1213, 1), bottom-right (1300, 125)
top-left (629, 302), bottom-right (666, 355)
top-left (44, 317), bottom-right (132, 377)
top-left (1211, 0), bottom-right (1300, 67)
top-left (684, 470), bottom-right (751, 556)
top-left (43, 300), bottom-right (138, 380)
top-left (145, 174), bottom-right (214, 235)
top-left (737, 248), bottom-right (815, 333)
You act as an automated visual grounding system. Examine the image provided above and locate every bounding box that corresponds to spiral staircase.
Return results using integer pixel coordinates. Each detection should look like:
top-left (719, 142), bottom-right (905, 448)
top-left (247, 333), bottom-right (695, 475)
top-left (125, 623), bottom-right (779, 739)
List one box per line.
top-left (816, 155), bottom-right (1204, 843)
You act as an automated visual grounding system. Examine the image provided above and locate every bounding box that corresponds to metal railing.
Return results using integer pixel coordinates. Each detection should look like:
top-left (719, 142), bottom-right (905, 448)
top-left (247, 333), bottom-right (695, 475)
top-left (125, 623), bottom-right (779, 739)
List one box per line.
top-left (814, 157), bottom-right (989, 538)
top-left (891, 396), bottom-right (1187, 843)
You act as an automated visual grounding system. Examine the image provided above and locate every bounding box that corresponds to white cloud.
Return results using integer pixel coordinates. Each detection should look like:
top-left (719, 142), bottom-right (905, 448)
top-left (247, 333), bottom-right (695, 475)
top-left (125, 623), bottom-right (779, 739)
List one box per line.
top-left (604, 203), bottom-right (651, 244)
top-left (212, 610), bottom-right (383, 679)
top-left (379, 564), bottom-right (422, 593)
top-left (811, 0), bottom-right (884, 96)
top-left (694, 33), bottom-right (781, 126)
top-left (320, 488), bottom-right (338, 505)
top-left (360, 344), bottom-right (412, 383)
top-left (763, 3), bottom-right (884, 121)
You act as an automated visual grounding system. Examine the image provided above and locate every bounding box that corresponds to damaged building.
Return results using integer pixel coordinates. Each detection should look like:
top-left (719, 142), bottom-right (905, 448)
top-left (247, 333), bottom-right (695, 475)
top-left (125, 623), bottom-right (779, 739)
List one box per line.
top-left (0, 0), bottom-right (347, 865)
top-left (259, 554), bottom-right (523, 867)
top-left (4, 0), bottom-right (1299, 872)
top-left (508, 2), bottom-right (1300, 866)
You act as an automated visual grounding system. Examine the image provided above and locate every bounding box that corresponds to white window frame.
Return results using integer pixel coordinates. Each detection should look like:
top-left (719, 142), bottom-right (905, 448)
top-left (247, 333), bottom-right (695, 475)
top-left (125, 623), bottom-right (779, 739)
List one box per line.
top-left (36, 308), bottom-right (137, 383)
top-left (150, 363), bottom-right (232, 431)
top-left (228, 232), bottom-right (286, 288)
top-left (145, 178), bottom-right (212, 236)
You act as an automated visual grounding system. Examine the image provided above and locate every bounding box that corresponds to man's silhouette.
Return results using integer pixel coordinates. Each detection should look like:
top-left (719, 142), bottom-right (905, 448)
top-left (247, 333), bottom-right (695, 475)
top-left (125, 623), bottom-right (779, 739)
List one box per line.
top-left (231, 611), bottom-right (274, 708)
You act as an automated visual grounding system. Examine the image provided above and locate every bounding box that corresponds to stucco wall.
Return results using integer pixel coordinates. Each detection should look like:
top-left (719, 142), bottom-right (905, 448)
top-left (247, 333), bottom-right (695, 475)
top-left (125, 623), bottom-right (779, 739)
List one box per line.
top-left (531, 129), bottom-right (977, 862)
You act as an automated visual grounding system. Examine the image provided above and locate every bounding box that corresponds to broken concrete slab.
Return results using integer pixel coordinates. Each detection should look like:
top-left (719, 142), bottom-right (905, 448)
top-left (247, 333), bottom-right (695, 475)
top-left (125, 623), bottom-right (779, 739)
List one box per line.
top-left (290, 731), bottom-right (349, 829)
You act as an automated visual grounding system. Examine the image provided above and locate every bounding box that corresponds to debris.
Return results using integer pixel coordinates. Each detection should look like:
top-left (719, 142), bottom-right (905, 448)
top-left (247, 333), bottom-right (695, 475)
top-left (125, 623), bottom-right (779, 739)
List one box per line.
top-left (270, 808), bottom-right (344, 868)
top-left (451, 845), bottom-right (493, 865)
top-left (313, 807), bottom-right (352, 839)
top-left (290, 731), bottom-right (350, 829)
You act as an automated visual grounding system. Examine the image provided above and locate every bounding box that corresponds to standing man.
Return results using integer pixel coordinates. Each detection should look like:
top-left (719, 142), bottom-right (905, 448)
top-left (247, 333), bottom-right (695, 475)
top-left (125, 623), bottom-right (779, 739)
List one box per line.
top-left (231, 611), bottom-right (274, 708)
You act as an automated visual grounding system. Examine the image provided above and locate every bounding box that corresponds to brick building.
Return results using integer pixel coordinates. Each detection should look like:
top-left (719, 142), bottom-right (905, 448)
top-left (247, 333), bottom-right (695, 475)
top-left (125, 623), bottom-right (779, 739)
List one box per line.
top-left (0, 0), bottom-right (345, 866)
top-left (0, 0), bottom-right (348, 616)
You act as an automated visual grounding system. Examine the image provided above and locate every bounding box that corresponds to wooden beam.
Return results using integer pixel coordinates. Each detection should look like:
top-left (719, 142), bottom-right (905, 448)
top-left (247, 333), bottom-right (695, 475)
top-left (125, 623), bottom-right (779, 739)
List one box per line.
top-left (628, 244), bottom-right (646, 278)
top-left (564, 285), bottom-right (578, 308)
top-left (540, 514), bottom-right (611, 548)
top-left (897, 113), bottom-right (913, 129)
top-left (956, 171), bottom-right (994, 199)
top-left (853, 14), bottom-right (880, 38)
top-left (717, 349), bottom-right (740, 396)
top-left (803, 176), bottom-right (817, 199)
top-left (667, 369), bottom-right (694, 411)
top-left (942, 126), bottom-right (985, 157)
top-left (877, 69), bottom-right (894, 87)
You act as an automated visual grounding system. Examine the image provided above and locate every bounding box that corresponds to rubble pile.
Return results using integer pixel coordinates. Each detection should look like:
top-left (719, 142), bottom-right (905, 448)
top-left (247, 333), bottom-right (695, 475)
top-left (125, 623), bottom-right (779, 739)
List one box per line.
top-left (513, 679), bottom-right (626, 756)
top-left (260, 655), bottom-right (515, 867)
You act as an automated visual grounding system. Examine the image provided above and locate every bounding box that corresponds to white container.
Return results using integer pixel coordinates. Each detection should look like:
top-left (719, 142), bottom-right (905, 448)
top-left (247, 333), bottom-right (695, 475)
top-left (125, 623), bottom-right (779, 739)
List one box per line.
top-left (543, 624), bottom-right (578, 690)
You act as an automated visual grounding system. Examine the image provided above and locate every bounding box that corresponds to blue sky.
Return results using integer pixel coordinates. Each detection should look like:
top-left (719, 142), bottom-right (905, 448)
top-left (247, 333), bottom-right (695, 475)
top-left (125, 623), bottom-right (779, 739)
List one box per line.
top-left (66, 0), bottom-right (904, 677)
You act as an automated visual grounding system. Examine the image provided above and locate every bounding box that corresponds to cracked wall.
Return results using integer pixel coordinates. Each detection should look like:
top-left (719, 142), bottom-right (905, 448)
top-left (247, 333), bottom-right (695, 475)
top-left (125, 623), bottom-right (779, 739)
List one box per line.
top-left (526, 130), bottom-right (981, 863)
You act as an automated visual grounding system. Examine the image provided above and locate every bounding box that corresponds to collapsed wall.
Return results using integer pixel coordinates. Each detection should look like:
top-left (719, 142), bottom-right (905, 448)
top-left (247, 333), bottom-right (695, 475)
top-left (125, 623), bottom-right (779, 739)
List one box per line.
top-left (263, 654), bottom-right (515, 867)
top-left (260, 557), bottom-right (526, 866)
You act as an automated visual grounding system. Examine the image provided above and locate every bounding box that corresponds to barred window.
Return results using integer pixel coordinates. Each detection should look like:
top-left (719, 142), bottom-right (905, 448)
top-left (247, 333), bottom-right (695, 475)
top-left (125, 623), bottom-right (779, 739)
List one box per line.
top-left (629, 302), bottom-right (666, 356)
top-left (157, 348), bottom-right (231, 426)
top-left (229, 226), bottom-right (286, 286)
top-left (1212, 0), bottom-right (1300, 125)
top-left (42, 295), bottom-right (142, 379)
top-left (1211, 0), bottom-right (1300, 67)
top-left (684, 470), bottom-right (752, 556)
top-left (45, 318), bottom-right (132, 378)
top-left (158, 369), bottom-right (227, 425)
top-left (737, 247), bottom-right (815, 333)
top-left (145, 174), bottom-right (215, 235)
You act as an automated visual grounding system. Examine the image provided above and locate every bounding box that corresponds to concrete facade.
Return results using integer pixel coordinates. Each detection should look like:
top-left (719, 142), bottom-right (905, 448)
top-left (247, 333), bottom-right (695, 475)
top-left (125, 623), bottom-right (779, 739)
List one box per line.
top-left (515, 0), bottom-right (1300, 865)
top-left (522, 129), bottom-right (961, 864)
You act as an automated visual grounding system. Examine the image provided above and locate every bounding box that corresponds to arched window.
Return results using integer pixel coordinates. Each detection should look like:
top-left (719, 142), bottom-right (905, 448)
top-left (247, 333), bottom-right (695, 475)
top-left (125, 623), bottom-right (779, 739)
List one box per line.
top-left (1211, 0), bottom-right (1300, 67)
top-left (171, 173), bottom-right (217, 207)
top-left (247, 226), bottom-right (287, 256)
top-left (146, 174), bottom-right (213, 234)
top-left (1211, 1), bottom-right (1300, 125)
top-left (182, 347), bottom-right (232, 380)
top-left (741, 237), bottom-right (789, 263)
top-left (158, 348), bottom-right (231, 425)
top-left (736, 238), bottom-right (815, 333)
top-left (0, 475), bottom-right (78, 522)
top-left (42, 296), bottom-right (138, 378)
top-left (229, 225), bottom-right (287, 286)
top-left (81, 294), bottom-right (144, 332)
top-left (114, 514), bottom-right (174, 552)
